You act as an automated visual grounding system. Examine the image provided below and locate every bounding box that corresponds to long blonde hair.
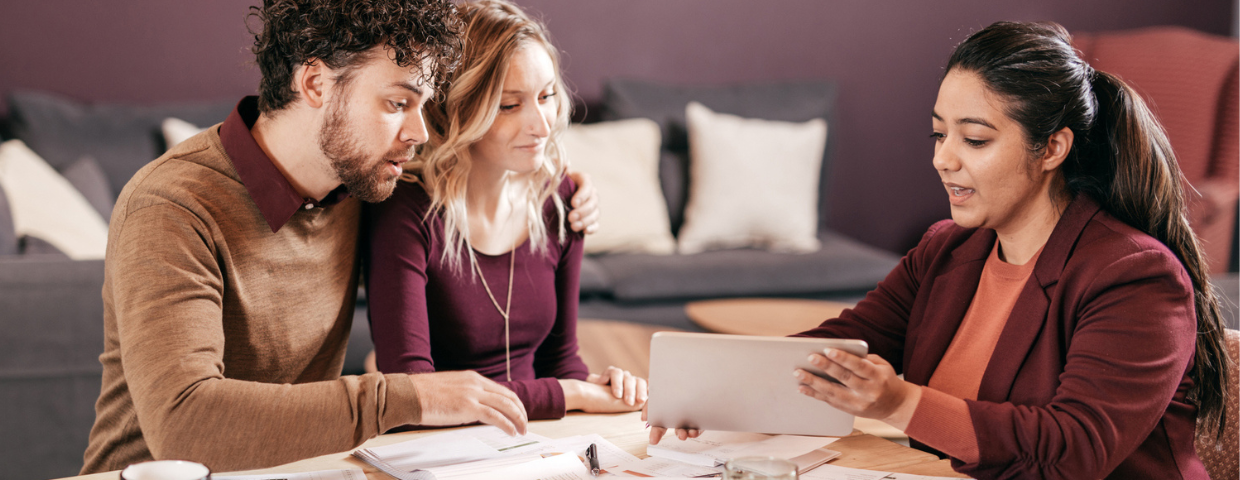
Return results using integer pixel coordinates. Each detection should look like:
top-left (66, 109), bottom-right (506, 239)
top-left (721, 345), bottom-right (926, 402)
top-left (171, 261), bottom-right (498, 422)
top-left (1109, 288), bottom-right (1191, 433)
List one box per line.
top-left (402, 0), bottom-right (571, 273)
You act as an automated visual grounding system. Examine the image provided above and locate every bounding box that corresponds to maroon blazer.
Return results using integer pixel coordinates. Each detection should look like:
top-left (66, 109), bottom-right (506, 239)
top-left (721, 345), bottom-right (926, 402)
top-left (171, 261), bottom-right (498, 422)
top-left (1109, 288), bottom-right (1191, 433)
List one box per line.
top-left (798, 195), bottom-right (1207, 479)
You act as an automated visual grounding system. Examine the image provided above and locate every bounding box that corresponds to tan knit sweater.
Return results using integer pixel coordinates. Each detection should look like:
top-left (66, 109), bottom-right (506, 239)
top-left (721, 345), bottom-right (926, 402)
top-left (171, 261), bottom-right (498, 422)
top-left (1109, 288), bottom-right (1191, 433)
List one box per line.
top-left (82, 126), bottom-right (422, 474)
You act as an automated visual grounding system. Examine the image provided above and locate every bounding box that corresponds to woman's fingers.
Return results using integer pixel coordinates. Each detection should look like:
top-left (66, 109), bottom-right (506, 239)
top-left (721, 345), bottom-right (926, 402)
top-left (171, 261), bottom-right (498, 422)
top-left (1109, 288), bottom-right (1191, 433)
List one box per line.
top-left (635, 377), bottom-right (649, 404)
top-left (623, 371), bottom-right (638, 405)
top-left (808, 353), bottom-right (859, 389)
top-left (649, 426), bottom-right (667, 445)
top-left (795, 369), bottom-right (849, 407)
top-left (606, 367), bottom-right (625, 398)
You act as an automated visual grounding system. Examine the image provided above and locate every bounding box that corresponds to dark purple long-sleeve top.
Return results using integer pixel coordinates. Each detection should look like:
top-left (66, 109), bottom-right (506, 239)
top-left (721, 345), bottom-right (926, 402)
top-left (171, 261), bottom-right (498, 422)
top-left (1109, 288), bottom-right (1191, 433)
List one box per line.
top-left (363, 178), bottom-right (589, 420)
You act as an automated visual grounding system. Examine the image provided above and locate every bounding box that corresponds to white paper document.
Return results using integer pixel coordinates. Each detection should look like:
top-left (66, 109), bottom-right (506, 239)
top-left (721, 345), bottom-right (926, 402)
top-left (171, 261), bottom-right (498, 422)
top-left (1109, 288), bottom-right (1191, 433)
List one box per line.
top-left (214, 468), bottom-right (366, 480)
top-left (646, 430), bottom-right (839, 468)
top-left (353, 425), bottom-right (637, 479)
top-left (356, 426), bottom-right (552, 471)
top-left (435, 452), bottom-right (592, 480)
top-left (607, 456), bottom-right (723, 477)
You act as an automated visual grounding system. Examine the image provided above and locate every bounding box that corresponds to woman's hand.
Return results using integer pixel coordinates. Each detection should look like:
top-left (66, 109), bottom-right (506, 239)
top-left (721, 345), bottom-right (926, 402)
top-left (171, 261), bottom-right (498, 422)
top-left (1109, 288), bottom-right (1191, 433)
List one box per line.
top-left (642, 402), bottom-right (701, 445)
top-left (795, 348), bottom-right (921, 430)
top-left (561, 366), bottom-right (647, 413)
top-left (566, 170), bottom-right (600, 234)
top-left (587, 366), bottom-right (647, 406)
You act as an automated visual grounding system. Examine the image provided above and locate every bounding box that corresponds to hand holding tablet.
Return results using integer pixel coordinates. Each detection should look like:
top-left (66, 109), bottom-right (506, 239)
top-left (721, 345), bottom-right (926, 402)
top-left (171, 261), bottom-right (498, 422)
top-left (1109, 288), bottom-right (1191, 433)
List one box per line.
top-left (645, 332), bottom-right (868, 442)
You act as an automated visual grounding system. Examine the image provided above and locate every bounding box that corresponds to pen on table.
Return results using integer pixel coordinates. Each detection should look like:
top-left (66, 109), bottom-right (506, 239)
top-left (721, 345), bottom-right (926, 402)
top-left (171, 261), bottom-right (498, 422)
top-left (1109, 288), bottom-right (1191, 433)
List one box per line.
top-left (586, 442), bottom-right (600, 476)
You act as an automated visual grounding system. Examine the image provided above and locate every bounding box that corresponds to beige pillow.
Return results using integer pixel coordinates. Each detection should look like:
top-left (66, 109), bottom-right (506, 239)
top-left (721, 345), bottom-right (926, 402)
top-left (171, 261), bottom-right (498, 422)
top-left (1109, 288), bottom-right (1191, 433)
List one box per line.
top-left (162, 117), bottom-right (206, 150)
top-left (0, 140), bottom-right (108, 259)
top-left (677, 102), bottom-right (827, 254)
top-left (562, 119), bottom-right (675, 255)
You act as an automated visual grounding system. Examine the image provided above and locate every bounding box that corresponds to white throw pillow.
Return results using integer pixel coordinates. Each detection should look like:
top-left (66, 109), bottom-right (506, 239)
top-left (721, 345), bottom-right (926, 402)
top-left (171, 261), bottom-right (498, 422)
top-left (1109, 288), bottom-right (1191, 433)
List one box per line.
top-left (677, 102), bottom-right (827, 254)
top-left (162, 117), bottom-right (206, 150)
top-left (0, 140), bottom-right (108, 259)
top-left (562, 119), bottom-right (675, 255)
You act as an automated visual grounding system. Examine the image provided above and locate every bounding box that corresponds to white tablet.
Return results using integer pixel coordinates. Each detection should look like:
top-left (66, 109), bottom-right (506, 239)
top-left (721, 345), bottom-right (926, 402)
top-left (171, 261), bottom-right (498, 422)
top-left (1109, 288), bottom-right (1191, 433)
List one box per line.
top-left (646, 332), bottom-right (868, 437)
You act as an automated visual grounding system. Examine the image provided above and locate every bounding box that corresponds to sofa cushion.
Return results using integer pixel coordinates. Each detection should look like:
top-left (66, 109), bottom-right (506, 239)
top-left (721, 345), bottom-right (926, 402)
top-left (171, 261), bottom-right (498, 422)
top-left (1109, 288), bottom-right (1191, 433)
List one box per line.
top-left (0, 257), bottom-right (105, 479)
top-left (658, 150), bottom-right (689, 235)
top-left (678, 102), bottom-right (827, 255)
top-left (564, 119), bottom-right (675, 255)
top-left (162, 117), bottom-right (208, 150)
top-left (0, 182), bottom-right (16, 256)
top-left (0, 140), bottom-right (107, 260)
top-left (6, 91), bottom-right (234, 198)
top-left (579, 256), bottom-right (611, 296)
top-left (593, 230), bottom-right (899, 302)
top-left (602, 79), bottom-right (838, 152)
top-left (60, 155), bottom-right (115, 222)
top-left (601, 79), bottom-right (839, 230)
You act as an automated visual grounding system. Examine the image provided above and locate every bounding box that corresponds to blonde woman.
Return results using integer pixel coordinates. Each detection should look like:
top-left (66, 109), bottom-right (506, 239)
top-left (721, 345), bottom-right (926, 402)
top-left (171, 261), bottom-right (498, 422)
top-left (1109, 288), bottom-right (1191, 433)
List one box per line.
top-left (364, 0), bottom-right (646, 420)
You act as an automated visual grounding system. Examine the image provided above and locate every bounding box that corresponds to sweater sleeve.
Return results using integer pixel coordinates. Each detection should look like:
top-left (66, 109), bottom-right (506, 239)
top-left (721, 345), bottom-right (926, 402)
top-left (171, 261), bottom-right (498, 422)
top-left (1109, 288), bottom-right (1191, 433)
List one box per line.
top-left (792, 220), bottom-right (951, 367)
top-left (905, 387), bottom-right (980, 463)
top-left (111, 204), bottom-right (421, 472)
top-left (364, 187), bottom-right (438, 376)
top-left (949, 249), bottom-right (1197, 479)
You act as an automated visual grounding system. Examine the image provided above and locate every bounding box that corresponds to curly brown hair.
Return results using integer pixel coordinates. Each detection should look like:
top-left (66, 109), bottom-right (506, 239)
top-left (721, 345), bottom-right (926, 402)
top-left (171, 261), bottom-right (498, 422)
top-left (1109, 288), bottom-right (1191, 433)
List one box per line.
top-left (248, 0), bottom-right (464, 114)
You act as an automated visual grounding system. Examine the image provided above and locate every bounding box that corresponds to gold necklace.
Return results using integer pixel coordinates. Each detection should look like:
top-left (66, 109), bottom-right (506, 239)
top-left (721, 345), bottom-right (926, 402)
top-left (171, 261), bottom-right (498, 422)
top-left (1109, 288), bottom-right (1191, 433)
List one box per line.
top-left (473, 240), bottom-right (516, 382)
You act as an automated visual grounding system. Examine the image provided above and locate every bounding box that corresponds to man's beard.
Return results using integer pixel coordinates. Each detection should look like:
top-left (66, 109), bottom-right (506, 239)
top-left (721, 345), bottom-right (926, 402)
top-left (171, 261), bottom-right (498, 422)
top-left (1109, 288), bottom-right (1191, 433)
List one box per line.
top-left (318, 97), bottom-right (413, 203)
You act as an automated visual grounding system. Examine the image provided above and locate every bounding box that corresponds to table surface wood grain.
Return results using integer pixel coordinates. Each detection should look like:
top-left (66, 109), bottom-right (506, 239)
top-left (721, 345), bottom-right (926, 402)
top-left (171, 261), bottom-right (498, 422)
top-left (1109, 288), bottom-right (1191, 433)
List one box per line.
top-left (60, 411), bottom-right (968, 480)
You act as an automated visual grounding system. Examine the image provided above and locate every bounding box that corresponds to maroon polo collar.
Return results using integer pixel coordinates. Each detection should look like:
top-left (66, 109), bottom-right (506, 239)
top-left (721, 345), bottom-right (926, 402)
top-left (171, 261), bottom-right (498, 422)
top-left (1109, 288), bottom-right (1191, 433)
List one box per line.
top-left (219, 96), bottom-right (350, 233)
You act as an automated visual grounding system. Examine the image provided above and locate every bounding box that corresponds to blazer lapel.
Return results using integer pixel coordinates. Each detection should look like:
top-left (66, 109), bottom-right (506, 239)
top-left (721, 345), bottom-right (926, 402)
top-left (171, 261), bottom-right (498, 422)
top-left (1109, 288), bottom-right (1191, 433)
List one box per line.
top-left (977, 195), bottom-right (1104, 401)
top-left (904, 230), bottom-right (994, 385)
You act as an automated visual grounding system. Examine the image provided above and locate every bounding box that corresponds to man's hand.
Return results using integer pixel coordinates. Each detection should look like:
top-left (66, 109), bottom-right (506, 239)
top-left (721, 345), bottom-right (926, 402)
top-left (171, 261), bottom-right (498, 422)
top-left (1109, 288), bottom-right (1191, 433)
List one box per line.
top-left (410, 371), bottom-right (528, 436)
top-left (566, 170), bottom-right (600, 234)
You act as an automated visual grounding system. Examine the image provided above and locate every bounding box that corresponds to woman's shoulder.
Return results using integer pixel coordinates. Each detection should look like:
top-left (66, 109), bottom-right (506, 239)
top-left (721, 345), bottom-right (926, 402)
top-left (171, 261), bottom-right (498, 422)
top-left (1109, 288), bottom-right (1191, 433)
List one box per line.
top-left (365, 178), bottom-right (435, 228)
top-left (555, 175), bottom-right (578, 203)
top-left (540, 175), bottom-right (578, 217)
top-left (383, 178), bottom-right (434, 211)
top-left (1072, 209), bottom-right (1186, 277)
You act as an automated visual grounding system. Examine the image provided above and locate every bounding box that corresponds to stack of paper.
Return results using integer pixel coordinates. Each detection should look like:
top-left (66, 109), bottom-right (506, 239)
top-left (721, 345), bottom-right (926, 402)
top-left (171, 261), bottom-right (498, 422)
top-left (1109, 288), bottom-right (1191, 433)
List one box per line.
top-left (646, 430), bottom-right (841, 471)
top-left (352, 426), bottom-right (638, 479)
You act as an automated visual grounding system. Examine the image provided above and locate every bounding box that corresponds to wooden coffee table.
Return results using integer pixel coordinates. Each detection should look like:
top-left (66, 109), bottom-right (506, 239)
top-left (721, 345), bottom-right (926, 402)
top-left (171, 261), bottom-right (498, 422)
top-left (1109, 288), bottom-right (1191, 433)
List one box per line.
top-left (685, 297), bottom-right (853, 336)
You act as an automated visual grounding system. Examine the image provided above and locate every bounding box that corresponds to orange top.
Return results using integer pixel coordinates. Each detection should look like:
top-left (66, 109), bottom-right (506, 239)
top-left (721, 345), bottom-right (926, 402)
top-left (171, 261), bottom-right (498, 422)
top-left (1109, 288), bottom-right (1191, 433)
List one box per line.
top-left (905, 241), bottom-right (1041, 463)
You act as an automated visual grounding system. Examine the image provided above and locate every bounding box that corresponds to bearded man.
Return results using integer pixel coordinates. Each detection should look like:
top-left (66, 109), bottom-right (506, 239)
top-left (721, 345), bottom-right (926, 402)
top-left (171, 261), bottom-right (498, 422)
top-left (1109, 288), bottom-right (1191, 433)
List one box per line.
top-left (81, 0), bottom-right (598, 474)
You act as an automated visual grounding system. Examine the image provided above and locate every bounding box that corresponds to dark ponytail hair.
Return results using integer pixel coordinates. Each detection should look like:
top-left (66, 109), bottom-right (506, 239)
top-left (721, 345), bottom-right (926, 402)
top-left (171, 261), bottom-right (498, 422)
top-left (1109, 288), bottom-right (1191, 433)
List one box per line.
top-left (946, 21), bottom-right (1230, 439)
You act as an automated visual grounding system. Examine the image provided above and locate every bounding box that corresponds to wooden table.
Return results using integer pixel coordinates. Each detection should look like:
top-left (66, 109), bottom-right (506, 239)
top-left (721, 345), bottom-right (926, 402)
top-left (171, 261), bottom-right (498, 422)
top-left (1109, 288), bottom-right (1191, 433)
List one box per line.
top-left (60, 412), bottom-right (967, 480)
top-left (685, 298), bottom-right (853, 336)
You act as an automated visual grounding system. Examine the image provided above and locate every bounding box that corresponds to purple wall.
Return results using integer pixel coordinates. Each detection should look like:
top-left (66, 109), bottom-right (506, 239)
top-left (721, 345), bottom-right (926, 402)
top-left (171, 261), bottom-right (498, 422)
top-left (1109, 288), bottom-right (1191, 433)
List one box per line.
top-left (0, 0), bottom-right (1233, 252)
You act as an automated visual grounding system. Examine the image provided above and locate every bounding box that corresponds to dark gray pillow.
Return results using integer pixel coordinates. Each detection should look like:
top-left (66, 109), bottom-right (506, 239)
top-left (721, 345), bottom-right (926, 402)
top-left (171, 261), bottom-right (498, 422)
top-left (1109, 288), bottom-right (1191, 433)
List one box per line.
top-left (6, 91), bottom-right (236, 200)
top-left (658, 150), bottom-right (689, 235)
top-left (60, 156), bottom-right (115, 223)
top-left (0, 182), bottom-right (16, 256)
top-left (600, 79), bottom-right (839, 230)
top-left (19, 235), bottom-right (68, 257)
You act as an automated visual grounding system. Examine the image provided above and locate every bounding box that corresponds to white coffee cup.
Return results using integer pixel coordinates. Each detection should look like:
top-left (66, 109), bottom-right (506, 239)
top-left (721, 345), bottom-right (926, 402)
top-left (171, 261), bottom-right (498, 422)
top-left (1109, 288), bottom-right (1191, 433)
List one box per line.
top-left (119, 460), bottom-right (211, 480)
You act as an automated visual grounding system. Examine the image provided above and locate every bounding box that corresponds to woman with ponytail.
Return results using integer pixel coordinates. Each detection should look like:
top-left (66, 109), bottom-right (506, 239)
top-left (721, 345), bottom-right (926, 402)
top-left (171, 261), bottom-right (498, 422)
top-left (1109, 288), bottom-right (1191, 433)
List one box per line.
top-left (649, 21), bottom-right (1230, 479)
